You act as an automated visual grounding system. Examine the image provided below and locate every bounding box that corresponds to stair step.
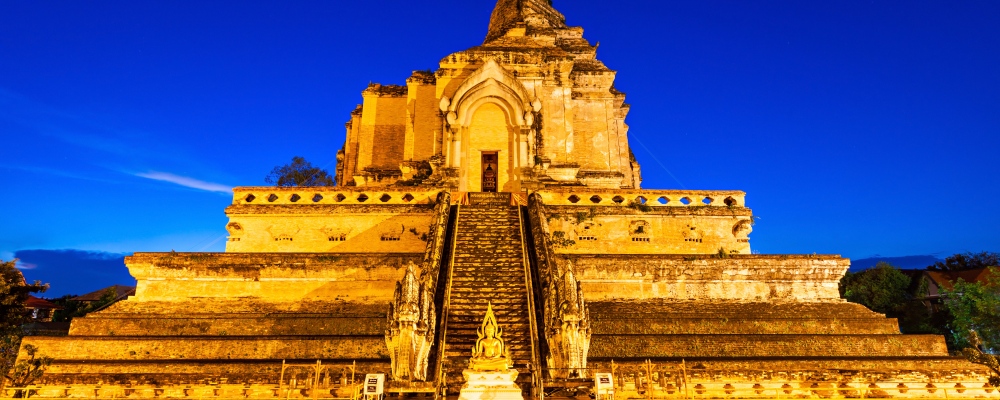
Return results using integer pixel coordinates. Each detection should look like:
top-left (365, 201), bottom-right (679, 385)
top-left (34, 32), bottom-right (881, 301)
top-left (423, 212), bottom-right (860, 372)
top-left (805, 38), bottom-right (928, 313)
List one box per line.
top-left (440, 202), bottom-right (535, 393)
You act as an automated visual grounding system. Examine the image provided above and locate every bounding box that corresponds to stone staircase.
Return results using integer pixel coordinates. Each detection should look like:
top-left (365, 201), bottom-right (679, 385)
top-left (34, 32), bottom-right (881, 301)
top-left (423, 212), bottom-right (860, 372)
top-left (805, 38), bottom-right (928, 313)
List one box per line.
top-left (439, 193), bottom-right (536, 395)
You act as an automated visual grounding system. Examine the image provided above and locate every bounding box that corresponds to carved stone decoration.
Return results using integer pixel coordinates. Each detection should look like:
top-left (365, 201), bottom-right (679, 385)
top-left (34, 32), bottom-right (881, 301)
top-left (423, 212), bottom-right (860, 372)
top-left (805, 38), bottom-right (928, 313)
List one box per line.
top-left (733, 219), bottom-right (753, 239)
top-left (385, 262), bottom-right (436, 381)
top-left (225, 222), bottom-right (243, 236)
top-left (526, 193), bottom-right (593, 379)
top-left (544, 264), bottom-right (592, 379)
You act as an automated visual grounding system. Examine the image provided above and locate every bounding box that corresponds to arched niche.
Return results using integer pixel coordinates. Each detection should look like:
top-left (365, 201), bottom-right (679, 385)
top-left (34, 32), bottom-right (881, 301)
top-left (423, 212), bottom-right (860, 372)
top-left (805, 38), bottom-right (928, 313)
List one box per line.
top-left (445, 59), bottom-right (537, 192)
top-left (448, 59), bottom-right (533, 127)
top-left (462, 102), bottom-right (517, 192)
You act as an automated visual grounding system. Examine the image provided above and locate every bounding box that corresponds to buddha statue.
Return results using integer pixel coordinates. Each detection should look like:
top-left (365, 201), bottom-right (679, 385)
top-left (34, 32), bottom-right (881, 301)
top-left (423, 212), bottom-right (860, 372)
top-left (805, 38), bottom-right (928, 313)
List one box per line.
top-left (469, 302), bottom-right (513, 371)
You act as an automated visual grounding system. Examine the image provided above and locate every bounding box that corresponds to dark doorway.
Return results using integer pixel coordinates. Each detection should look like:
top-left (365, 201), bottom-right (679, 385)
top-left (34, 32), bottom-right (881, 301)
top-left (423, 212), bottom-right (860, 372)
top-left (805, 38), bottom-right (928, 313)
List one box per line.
top-left (481, 152), bottom-right (498, 192)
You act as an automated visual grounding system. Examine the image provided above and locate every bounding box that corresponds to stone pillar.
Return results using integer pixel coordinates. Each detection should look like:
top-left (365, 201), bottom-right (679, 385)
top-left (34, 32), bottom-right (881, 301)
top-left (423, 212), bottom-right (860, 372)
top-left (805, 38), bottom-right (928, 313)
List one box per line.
top-left (451, 128), bottom-right (462, 168)
top-left (519, 128), bottom-right (531, 168)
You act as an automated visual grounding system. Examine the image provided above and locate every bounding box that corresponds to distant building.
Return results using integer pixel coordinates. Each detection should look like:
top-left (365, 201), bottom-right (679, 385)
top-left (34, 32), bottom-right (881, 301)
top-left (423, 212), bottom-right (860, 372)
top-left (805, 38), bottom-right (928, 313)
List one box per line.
top-left (23, 295), bottom-right (69, 336)
top-left (70, 284), bottom-right (136, 304)
top-left (920, 267), bottom-right (998, 307)
top-left (24, 295), bottom-right (61, 322)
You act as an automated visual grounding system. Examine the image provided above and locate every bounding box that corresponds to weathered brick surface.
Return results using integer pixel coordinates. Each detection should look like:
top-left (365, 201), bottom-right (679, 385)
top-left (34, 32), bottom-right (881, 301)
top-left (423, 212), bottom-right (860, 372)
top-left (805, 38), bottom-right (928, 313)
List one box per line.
top-left (567, 254), bottom-right (848, 301)
top-left (589, 334), bottom-right (948, 359)
top-left (21, 336), bottom-right (387, 361)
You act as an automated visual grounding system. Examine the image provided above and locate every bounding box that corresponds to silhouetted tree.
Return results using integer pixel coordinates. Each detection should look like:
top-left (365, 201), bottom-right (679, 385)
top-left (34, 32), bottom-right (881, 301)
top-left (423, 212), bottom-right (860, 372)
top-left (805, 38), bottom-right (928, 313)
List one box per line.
top-left (840, 262), bottom-right (948, 338)
top-left (3, 344), bottom-right (52, 397)
top-left (929, 251), bottom-right (1000, 271)
top-left (51, 288), bottom-right (118, 323)
top-left (265, 156), bottom-right (335, 187)
top-left (0, 259), bottom-right (47, 393)
top-left (962, 331), bottom-right (1000, 386)
top-left (840, 262), bottom-right (911, 314)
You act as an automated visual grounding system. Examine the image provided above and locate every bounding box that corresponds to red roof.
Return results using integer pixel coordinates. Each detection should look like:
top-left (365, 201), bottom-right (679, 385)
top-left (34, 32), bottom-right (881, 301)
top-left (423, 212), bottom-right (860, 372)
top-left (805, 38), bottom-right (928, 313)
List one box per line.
top-left (25, 295), bottom-right (62, 310)
top-left (925, 268), bottom-right (998, 290)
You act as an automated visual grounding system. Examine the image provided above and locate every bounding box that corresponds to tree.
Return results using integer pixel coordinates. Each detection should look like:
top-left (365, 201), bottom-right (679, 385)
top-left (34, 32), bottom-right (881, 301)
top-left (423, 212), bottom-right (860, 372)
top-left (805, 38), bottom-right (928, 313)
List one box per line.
top-left (840, 262), bottom-right (911, 314)
top-left (2, 344), bottom-right (51, 397)
top-left (928, 251), bottom-right (1000, 271)
top-left (1, 259), bottom-right (47, 334)
top-left (264, 156), bottom-right (335, 187)
top-left (51, 288), bottom-right (118, 323)
top-left (0, 259), bottom-right (47, 393)
top-left (961, 331), bottom-right (1000, 387)
top-left (839, 262), bottom-right (948, 338)
top-left (943, 267), bottom-right (1000, 350)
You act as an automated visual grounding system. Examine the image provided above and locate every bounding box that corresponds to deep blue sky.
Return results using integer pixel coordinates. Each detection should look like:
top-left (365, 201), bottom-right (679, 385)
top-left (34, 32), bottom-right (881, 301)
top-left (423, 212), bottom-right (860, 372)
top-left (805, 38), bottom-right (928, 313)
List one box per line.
top-left (2, 1), bottom-right (998, 296)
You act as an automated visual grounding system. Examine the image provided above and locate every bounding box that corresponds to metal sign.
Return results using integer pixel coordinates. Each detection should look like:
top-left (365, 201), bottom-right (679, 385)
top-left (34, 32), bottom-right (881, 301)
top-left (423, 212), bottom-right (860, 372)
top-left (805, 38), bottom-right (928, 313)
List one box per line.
top-left (363, 374), bottom-right (384, 396)
top-left (595, 373), bottom-right (614, 393)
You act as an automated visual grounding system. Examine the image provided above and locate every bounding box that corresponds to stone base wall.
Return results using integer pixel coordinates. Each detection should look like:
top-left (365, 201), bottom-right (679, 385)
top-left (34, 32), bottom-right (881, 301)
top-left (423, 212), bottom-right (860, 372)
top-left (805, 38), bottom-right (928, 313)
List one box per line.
top-left (7, 360), bottom-right (389, 397)
top-left (587, 359), bottom-right (993, 399)
top-left (70, 313), bottom-right (382, 337)
top-left (590, 334), bottom-right (948, 359)
top-left (15, 253), bottom-right (418, 391)
top-left (538, 189), bottom-right (754, 256)
top-left (568, 254), bottom-right (849, 302)
top-left (224, 188), bottom-right (443, 253)
top-left (20, 336), bottom-right (387, 363)
top-left (589, 300), bottom-right (900, 335)
top-left (126, 253), bottom-right (422, 303)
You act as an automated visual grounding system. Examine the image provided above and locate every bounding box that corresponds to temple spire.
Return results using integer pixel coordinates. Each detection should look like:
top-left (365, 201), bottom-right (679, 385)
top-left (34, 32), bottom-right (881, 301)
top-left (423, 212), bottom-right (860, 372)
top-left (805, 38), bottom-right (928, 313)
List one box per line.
top-left (484, 0), bottom-right (567, 44)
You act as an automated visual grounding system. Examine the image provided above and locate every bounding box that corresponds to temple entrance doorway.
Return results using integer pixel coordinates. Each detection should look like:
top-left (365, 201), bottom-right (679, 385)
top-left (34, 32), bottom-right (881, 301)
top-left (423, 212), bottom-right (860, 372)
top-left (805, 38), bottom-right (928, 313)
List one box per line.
top-left (481, 152), bottom-right (498, 193)
top-left (463, 102), bottom-right (515, 192)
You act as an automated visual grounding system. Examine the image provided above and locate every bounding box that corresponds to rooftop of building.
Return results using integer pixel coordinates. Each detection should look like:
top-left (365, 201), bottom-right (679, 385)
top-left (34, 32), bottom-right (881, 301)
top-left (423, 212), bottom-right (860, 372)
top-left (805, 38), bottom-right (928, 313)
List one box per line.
top-left (70, 284), bottom-right (136, 302)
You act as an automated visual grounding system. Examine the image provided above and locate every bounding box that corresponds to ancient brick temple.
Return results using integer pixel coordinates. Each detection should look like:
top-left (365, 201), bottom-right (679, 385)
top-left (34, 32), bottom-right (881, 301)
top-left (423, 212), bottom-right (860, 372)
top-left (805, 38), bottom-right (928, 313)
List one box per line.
top-left (17, 1), bottom-right (992, 398)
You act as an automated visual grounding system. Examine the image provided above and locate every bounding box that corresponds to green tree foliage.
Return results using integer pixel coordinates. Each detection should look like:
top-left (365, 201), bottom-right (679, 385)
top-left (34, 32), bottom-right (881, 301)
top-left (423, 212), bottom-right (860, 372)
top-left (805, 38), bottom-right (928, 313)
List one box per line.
top-left (265, 156), bottom-right (335, 187)
top-left (3, 344), bottom-right (52, 397)
top-left (51, 288), bottom-right (119, 323)
top-left (0, 259), bottom-right (48, 335)
top-left (961, 331), bottom-right (1000, 387)
top-left (929, 251), bottom-right (1000, 271)
top-left (0, 259), bottom-right (48, 393)
top-left (942, 267), bottom-right (1000, 350)
top-left (839, 262), bottom-right (948, 337)
top-left (840, 262), bottom-right (911, 314)
top-left (0, 335), bottom-right (19, 393)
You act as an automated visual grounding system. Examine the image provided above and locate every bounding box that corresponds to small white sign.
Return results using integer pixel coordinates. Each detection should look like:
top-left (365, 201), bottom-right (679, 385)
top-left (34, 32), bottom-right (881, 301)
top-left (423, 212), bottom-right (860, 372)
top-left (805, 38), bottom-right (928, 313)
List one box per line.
top-left (595, 373), bottom-right (614, 393)
top-left (363, 374), bottom-right (384, 396)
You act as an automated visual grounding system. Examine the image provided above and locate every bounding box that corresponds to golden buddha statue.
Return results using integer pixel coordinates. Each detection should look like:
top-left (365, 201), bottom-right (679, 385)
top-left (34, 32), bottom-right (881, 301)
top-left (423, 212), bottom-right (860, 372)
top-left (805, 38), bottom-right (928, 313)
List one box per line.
top-left (469, 302), bottom-right (513, 371)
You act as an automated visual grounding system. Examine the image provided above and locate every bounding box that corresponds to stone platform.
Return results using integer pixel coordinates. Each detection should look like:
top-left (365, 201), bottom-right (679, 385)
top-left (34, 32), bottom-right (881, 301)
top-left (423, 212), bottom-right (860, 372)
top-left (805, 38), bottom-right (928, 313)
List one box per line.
top-left (458, 369), bottom-right (522, 400)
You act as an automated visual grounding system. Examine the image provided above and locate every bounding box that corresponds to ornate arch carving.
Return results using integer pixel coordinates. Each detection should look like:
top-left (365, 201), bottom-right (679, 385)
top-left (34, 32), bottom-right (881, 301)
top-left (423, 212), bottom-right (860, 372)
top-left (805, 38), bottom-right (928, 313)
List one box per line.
top-left (459, 95), bottom-right (520, 127)
top-left (447, 59), bottom-right (535, 128)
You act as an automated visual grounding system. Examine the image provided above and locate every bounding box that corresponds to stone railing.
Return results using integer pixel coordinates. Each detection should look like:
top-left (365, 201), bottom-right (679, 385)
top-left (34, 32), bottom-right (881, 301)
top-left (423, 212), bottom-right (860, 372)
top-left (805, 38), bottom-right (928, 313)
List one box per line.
top-left (527, 193), bottom-right (592, 379)
top-left (536, 189), bottom-right (746, 208)
top-left (231, 187), bottom-right (443, 205)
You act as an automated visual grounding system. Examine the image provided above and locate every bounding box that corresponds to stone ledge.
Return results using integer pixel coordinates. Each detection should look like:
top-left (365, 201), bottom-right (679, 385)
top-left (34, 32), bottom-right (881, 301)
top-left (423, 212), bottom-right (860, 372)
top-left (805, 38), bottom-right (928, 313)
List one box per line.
top-left (127, 252), bottom-right (421, 280)
top-left (69, 316), bottom-right (384, 336)
top-left (225, 204), bottom-right (436, 215)
top-left (545, 204), bottom-right (752, 217)
top-left (589, 334), bottom-right (949, 359)
top-left (590, 318), bottom-right (901, 335)
top-left (21, 336), bottom-right (388, 361)
top-left (568, 254), bottom-right (849, 301)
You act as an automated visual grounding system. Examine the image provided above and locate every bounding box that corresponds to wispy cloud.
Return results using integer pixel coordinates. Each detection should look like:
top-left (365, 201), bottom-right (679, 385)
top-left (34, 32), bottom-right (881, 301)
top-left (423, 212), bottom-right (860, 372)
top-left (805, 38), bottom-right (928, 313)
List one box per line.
top-left (135, 171), bottom-right (232, 194)
top-left (0, 164), bottom-right (121, 184)
top-left (16, 261), bottom-right (38, 270)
